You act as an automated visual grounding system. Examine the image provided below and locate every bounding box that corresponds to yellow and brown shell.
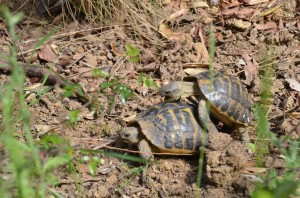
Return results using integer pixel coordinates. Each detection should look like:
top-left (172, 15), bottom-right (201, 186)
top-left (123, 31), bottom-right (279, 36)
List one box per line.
top-left (128, 102), bottom-right (207, 153)
top-left (184, 71), bottom-right (251, 127)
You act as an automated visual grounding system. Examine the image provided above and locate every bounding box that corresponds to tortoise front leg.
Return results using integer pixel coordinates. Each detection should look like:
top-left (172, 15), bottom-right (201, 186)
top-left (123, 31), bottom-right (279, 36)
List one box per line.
top-left (198, 99), bottom-right (219, 134)
top-left (138, 139), bottom-right (153, 185)
top-left (138, 139), bottom-right (154, 160)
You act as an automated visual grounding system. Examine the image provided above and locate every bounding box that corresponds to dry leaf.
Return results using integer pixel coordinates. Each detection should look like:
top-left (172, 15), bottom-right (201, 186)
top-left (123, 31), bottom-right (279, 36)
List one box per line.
top-left (161, 0), bottom-right (171, 5)
top-left (194, 42), bottom-right (210, 63)
top-left (226, 18), bottom-right (251, 30)
top-left (38, 44), bottom-right (57, 63)
top-left (169, 32), bottom-right (187, 42)
top-left (184, 68), bottom-right (206, 75)
top-left (168, 9), bottom-right (188, 20)
top-left (73, 53), bottom-right (85, 61)
top-left (242, 53), bottom-right (258, 85)
top-left (193, 1), bottom-right (209, 8)
top-left (123, 113), bottom-right (137, 122)
top-left (159, 23), bottom-right (173, 38)
top-left (182, 62), bottom-right (210, 68)
top-left (180, 1), bottom-right (188, 10)
top-left (255, 21), bottom-right (277, 30)
top-left (24, 83), bottom-right (43, 91)
top-left (286, 78), bottom-right (300, 92)
top-left (111, 43), bottom-right (125, 56)
top-left (83, 53), bottom-right (97, 67)
top-left (235, 8), bottom-right (255, 19)
top-left (58, 54), bottom-right (71, 66)
top-left (242, 0), bottom-right (269, 5)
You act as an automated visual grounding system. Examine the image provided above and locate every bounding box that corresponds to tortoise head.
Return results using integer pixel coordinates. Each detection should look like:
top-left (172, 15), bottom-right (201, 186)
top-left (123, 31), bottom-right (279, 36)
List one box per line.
top-left (119, 127), bottom-right (143, 144)
top-left (160, 81), bottom-right (196, 100)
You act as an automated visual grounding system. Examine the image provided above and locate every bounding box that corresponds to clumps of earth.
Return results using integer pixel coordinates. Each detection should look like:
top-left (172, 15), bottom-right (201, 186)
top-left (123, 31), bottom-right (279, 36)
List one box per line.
top-left (206, 132), bottom-right (249, 187)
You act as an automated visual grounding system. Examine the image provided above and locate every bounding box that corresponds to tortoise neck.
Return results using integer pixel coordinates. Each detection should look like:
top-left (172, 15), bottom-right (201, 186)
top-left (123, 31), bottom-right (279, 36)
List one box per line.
top-left (180, 81), bottom-right (200, 97)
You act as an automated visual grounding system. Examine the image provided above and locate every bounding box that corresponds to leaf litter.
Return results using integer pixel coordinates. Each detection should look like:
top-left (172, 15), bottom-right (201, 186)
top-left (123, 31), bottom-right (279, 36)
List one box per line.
top-left (0, 0), bottom-right (299, 197)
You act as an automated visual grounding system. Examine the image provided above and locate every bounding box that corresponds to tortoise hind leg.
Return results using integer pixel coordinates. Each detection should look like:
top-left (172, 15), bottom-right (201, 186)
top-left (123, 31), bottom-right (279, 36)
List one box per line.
top-left (198, 99), bottom-right (219, 134)
top-left (238, 127), bottom-right (250, 144)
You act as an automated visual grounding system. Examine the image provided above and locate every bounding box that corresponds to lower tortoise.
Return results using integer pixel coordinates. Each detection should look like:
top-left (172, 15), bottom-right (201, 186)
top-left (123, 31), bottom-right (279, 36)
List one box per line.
top-left (119, 102), bottom-right (208, 160)
top-left (160, 71), bottom-right (251, 143)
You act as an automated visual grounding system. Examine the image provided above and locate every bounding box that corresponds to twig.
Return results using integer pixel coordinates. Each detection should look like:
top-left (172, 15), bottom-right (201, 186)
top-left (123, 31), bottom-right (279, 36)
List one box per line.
top-left (0, 61), bottom-right (90, 103)
top-left (269, 104), bottom-right (300, 121)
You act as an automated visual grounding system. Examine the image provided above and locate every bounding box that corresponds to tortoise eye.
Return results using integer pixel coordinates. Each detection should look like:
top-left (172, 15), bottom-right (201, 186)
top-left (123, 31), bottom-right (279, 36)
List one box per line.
top-left (124, 133), bottom-right (131, 138)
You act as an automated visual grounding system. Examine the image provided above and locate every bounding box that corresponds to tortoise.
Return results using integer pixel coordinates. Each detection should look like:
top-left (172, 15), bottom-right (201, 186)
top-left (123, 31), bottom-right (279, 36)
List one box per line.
top-left (119, 102), bottom-right (208, 160)
top-left (159, 71), bottom-right (251, 143)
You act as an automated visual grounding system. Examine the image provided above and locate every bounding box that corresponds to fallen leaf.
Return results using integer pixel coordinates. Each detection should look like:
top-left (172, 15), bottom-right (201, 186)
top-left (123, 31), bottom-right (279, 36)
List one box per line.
top-left (242, 53), bottom-right (259, 85)
top-left (169, 32), bottom-right (187, 42)
top-left (158, 23), bottom-right (173, 38)
top-left (168, 9), bottom-right (188, 20)
top-left (83, 53), bottom-right (97, 67)
top-left (24, 83), bottom-right (43, 91)
top-left (242, 0), bottom-right (269, 5)
top-left (58, 54), bottom-right (71, 66)
top-left (195, 26), bottom-right (209, 62)
top-left (194, 42), bottom-right (210, 63)
top-left (184, 68), bottom-right (206, 75)
top-left (73, 53), bottom-right (85, 61)
top-left (38, 44), bottom-right (58, 63)
top-left (216, 32), bottom-right (224, 42)
top-left (235, 8), bottom-right (255, 19)
top-left (180, 1), bottom-right (188, 10)
top-left (286, 78), bottom-right (300, 92)
top-left (226, 18), bottom-right (252, 30)
top-left (123, 113), bottom-right (137, 122)
top-left (255, 21), bottom-right (277, 30)
top-left (193, 1), bottom-right (209, 8)
top-left (111, 43), bottom-right (125, 56)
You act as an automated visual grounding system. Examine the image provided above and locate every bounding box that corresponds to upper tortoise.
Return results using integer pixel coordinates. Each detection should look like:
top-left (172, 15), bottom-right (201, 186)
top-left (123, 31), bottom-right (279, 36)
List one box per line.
top-left (119, 102), bottom-right (208, 160)
top-left (160, 71), bottom-right (251, 143)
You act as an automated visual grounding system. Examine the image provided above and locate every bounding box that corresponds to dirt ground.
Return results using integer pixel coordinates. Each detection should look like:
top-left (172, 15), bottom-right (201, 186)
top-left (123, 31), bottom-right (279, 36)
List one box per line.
top-left (0, 0), bottom-right (299, 197)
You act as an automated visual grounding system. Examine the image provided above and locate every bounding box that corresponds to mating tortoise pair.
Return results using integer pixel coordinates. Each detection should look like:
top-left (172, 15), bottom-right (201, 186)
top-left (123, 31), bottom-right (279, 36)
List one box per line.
top-left (120, 71), bottom-right (251, 160)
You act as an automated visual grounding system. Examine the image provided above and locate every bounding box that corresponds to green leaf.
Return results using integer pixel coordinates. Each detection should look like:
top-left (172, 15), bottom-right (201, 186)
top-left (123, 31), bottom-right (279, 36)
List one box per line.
top-left (252, 188), bottom-right (274, 198)
top-left (66, 110), bottom-right (80, 123)
top-left (152, 80), bottom-right (159, 90)
top-left (108, 96), bottom-right (116, 110)
top-left (129, 56), bottom-right (139, 63)
top-left (39, 135), bottom-right (63, 149)
top-left (100, 82), bottom-right (110, 89)
top-left (103, 151), bottom-right (149, 163)
top-left (125, 43), bottom-right (140, 57)
top-left (274, 180), bottom-right (299, 198)
top-left (43, 155), bottom-right (73, 173)
top-left (119, 86), bottom-right (132, 104)
top-left (88, 161), bottom-right (97, 175)
top-left (247, 143), bottom-right (257, 152)
top-left (145, 75), bottom-right (151, 88)
top-left (137, 73), bottom-right (143, 84)
top-left (93, 68), bottom-right (110, 77)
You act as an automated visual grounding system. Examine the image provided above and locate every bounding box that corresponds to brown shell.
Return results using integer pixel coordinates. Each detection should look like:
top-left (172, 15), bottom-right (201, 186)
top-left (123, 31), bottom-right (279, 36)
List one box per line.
top-left (128, 102), bottom-right (207, 153)
top-left (184, 71), bottom-right (251, 127)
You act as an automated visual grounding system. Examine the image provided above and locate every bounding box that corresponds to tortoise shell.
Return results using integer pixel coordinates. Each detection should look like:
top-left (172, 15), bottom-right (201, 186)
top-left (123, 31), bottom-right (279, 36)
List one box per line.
top-left (184, 71), bottom-right (251, 127)
top-left (128, 102), bottom-right (207, 154)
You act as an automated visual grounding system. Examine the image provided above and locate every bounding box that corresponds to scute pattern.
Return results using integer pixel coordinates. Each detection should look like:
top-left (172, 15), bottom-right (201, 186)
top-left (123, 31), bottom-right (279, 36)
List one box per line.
top-left (184, 71), bottom-right (251, 126)
top-left (130, 102), bottom-right (207, 153)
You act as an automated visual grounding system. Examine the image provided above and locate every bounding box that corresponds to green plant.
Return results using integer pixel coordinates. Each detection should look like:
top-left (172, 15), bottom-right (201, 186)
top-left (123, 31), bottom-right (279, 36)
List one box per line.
top-left (0, 6), bottom-right (73, 197)
top-left (138, 73), bottom-right (159, 89)
top-left (79, 154), bottom-right (105, 175)
top-left (251, 50), bottom-right (300, 197)
top-left (125, 43), bottom-right (140, 63)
